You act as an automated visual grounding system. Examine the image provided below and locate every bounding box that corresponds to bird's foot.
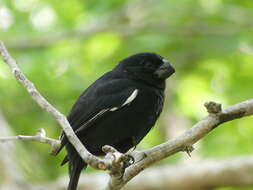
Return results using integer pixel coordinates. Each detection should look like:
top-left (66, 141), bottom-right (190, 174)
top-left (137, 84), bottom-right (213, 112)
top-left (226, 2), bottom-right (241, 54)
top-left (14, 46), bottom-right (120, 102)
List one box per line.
top-left (183, 145), bottom-right (194, 157)
top-left (123, 154), bottom-right (135, 168)
top-left (127, 150), bottom-right (147, 163)
top-left (102, 145), bottom-right (136, 179)
top-left (114, 154), bottom-right (135, 179)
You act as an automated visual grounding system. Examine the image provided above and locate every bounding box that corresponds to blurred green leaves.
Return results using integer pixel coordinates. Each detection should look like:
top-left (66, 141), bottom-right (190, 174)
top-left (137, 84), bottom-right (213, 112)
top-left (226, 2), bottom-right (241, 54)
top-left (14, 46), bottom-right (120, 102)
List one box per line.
top-left (0, 0), bottom-right (253, 187)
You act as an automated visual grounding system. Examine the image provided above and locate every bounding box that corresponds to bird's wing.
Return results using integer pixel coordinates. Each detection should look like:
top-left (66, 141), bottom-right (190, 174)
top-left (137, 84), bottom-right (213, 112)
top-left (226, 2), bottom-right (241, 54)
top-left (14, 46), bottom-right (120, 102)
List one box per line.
top-left (55, 75), bottom-right (138, 155)
top-left (68, 78), bottom-right (138, 133)
top-left (74, 87), bottom-right (138, 134)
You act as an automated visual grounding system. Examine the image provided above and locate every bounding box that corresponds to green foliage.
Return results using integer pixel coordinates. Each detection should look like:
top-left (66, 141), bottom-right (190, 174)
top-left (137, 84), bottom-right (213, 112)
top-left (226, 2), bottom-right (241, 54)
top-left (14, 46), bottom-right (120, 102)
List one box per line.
top-left (1, 0), bottom-right (253, 188)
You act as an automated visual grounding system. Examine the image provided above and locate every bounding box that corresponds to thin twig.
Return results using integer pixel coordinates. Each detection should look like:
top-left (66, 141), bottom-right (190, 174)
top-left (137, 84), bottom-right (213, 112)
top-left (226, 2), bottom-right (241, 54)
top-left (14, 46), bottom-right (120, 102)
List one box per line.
top-left (0, 128), bottom-right (60, 149)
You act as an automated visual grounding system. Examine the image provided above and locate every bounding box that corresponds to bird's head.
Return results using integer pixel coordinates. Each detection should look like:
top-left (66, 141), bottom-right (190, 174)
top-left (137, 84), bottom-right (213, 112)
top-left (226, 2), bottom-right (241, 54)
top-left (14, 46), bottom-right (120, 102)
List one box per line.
top-left (114, 52), bottom-right (175, 89)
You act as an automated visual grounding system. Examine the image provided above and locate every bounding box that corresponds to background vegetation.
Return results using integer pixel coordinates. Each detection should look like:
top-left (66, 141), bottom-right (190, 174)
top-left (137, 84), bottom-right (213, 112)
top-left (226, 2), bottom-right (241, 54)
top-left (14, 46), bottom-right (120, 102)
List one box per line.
top-left (0, 0), bottom-right (253, 189)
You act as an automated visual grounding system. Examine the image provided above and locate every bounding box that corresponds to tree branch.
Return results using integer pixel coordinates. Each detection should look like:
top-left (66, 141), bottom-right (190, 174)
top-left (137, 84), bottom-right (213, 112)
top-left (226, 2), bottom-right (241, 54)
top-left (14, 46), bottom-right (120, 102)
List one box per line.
top-left (1, 40), bottom-right (253, 190)
top-left (107, 100), bottom-right (253, 189)
top-left (0, 41), bottom-right (127, 178)
top-left (0, 128), bottom-right (60, 151)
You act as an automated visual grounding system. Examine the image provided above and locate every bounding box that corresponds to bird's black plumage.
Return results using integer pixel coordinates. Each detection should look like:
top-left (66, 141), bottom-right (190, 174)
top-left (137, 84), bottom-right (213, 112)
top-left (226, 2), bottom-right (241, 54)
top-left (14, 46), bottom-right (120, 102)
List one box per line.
top-left (56, 52), bottom-right (175, 190)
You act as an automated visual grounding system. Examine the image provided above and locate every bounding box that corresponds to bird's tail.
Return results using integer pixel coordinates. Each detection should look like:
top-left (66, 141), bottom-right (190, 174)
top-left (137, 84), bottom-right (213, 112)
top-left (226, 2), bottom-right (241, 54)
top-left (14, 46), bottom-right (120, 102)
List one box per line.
top-left (68, 156), bottom-right (87, 190)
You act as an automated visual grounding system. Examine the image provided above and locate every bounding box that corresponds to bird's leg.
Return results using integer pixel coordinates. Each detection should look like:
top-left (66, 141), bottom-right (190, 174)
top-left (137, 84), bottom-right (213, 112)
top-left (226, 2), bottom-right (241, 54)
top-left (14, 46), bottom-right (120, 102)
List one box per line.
top-left (123, 154), bottom-right (135, 168)
top-left (183, 145), bottom-right (194, 157)
top-left (117, 136), bottom-right (137, 169)
top-left (131, 136), bottom-right (137, 151)
top-left (114, 154), bottom-right (135, 179)
top-left (108, 154), bottom-right (135, 179)
top-left (102, 145), bottom-right (133, 179)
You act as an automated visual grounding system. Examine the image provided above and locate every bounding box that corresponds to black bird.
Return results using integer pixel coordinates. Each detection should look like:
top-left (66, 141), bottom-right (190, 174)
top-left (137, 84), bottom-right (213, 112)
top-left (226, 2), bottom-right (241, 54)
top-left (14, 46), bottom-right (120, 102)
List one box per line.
top-left (55, 52), bottom-right (175, 190)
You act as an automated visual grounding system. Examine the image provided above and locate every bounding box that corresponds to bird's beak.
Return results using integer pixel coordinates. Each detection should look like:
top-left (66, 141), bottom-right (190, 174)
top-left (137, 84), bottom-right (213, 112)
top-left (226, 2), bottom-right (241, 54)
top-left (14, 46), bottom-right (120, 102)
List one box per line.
top-left (154, 59), bottom-right (175, 79)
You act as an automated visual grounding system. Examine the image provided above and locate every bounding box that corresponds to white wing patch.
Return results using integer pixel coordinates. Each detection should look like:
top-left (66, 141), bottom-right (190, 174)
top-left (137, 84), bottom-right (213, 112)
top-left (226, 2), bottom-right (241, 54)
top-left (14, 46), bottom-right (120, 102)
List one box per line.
top-left (76, 89), bottom-right (139, 133)
top-left (122, 89), bottom-right (138, 106)
top-left (109, 89), bottom-right (139, 112)
top-left (110, 107), bottom-right (118, 111)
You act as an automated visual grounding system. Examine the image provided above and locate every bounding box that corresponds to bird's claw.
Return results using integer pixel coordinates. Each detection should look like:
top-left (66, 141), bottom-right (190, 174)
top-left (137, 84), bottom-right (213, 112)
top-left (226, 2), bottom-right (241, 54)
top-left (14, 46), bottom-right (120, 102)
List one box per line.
top-left (114, 154), bottom-right (135, 179)
top-left (123, 154), bottom-right (135, 168)
top-left (184, 145), bottom-right (194, 157)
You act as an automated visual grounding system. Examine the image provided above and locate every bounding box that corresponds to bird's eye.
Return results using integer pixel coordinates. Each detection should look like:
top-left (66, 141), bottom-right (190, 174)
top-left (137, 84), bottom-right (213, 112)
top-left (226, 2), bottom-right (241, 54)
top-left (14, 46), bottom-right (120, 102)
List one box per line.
top-left (145, 62), bottom-right (154, 69)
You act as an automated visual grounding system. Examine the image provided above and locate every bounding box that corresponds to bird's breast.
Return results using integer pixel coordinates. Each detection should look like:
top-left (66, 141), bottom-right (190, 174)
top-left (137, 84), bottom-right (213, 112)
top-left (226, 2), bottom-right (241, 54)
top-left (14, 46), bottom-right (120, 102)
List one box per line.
top-left (121, 87), bottom-right (164, 142)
